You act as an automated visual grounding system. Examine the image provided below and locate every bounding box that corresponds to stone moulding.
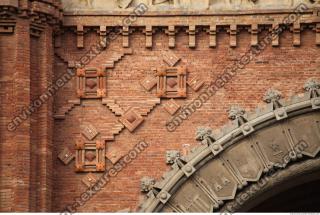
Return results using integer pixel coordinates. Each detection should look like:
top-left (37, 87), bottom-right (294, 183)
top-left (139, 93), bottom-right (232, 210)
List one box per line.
top-left (139, 82), bottom-right (320, 212)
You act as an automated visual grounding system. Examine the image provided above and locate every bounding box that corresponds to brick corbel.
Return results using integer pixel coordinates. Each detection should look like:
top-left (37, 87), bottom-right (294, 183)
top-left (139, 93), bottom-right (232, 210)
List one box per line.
top-left (122, 26), bottom-right (130, 48)
top-left (228, 24), bottom-right (237, 47)
top-left (187, 25), bottom-right (197, 48)
top-left (144, 25), bottom-right (154, 48)
top-left (208, 25), bottom-right (217, 48)
top-left (99, 25), bottom-right (107, 48)
top-left (271, 23), bottom-right (280, 47)
top-left (77, 25), bottom-right (84, 48)
top-left (292, 22), bottom-right (301, 46)
top-left (165, 25), bottom-right (177, 48)
top-left (249, 24), bottom-right (259, 47)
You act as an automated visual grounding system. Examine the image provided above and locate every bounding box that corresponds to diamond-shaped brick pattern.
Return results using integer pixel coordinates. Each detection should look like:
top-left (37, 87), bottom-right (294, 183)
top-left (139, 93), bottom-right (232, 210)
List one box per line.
top-left (187, 76), bottom-right (205, 91)
top-left (167, 78), bottom-right (178, 88)
top-left (105, 146), bottom-right (127, 164)
top-left (82, 173), bottom-right (98, 188)
top-left (162, 51), bottom-right (180, 67)
top-left (163, 99), bottom-right (181, 115)
top-left (81, 123), bottom-right (99, 140)
top-left (140, 76), bottom-right (157, 91)
top-left (58, 147), bottom-right (75, 165)
top-left (119, 108), bottom-right (144, 132)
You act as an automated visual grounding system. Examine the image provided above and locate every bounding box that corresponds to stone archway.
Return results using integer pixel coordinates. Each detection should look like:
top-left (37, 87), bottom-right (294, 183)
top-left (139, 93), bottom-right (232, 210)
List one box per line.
top-left (139, 86), bottom-right (320, 212)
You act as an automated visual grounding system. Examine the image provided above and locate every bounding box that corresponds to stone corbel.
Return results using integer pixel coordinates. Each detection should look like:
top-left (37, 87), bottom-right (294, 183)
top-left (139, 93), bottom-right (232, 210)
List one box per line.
top-left (122, 26), bottom-right (130, 48)
top-left (208, 25), bottom-right (217, 48)
top-left (165, 25), bottom-right (176, 48)
top-left (292, 22), bottom-right (301, 46)
top-left (250, 24), bottom-right (258, 47)
top-left (187, 25), bottom-right (197, 48)
top-left (229, 24), bottom-right (237, 47)
top-left (144, 25), bottom-right (153, 48)
top-left (271, 23), bottom-right (280, 47)
top-left (316, 23), bottom-right (320, 46)
top-left (99, 26), bottom-right (107, 48)
top-left (77, 25), bottom-right (84, 48)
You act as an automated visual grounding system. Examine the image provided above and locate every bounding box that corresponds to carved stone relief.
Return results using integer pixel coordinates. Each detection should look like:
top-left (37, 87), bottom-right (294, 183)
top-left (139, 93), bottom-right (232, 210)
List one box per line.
top-left (62, 0), bottom-right (319, 11)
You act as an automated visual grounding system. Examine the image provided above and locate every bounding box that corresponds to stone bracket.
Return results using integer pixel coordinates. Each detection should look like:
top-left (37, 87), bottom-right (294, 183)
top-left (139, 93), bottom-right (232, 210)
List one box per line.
top-left (122, 26), bottom-right (130, 47)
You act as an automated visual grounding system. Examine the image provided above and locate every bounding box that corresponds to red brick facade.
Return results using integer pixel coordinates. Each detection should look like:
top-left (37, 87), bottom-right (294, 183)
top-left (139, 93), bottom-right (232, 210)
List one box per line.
top-left (0, 0), bottom-right (319, 212)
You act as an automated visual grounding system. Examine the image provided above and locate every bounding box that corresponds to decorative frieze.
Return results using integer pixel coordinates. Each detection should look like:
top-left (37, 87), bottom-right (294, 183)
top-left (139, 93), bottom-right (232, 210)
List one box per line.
top-left (76, 67), bottom-right (107, 99)
top-left (75, 139), bottom-right (106, 172)
top-left (156, 66), bottom-right (187, 98)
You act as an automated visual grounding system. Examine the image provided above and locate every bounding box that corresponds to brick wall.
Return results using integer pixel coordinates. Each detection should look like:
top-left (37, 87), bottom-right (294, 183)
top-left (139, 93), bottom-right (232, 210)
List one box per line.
top-left (52, 27), bottom-right (320, 212)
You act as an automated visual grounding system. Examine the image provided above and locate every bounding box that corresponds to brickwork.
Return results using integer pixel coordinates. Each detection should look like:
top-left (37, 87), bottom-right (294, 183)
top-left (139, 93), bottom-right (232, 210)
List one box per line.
top-left (0, 0), bottom-right (319, 212)
top-left (52, 27), bottom-right (320, 212)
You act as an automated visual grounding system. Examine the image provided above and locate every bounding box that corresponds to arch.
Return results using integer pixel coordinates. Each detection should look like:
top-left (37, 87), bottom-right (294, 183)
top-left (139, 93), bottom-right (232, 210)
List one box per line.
top-left (139, 91), bottom-right (320, 212)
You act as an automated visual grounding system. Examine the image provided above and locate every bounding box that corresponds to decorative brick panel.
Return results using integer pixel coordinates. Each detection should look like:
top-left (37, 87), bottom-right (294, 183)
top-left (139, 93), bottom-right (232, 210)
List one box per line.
top-left (58, 147), bottom-right (75, 165)
top-left (140, 75), bottom-right (157, 91)
top-left (82, 173), bottom-right (98, 188)
top-left (75, 139), bottom-right (106, 172)
top-left (163, 99), bottom-right (180, 115)
top-left (119, 108), bottom-right (144, 132)
top-left (157, 66), bottom-right (187, 98)
top-left (76, 67), bottom-right (107, 99)
top-left (80, 123), bottom-right (99, 141)
top-left (187, 75), bottom-right (205, 92)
